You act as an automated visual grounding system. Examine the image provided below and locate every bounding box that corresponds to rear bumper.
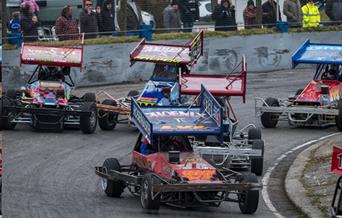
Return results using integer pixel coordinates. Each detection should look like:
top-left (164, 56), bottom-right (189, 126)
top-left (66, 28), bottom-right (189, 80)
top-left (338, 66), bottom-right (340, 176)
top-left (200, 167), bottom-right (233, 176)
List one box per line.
top-left (255, 98), bottom-right (338, 116)
top-left (95, 166), bottom-right (261, 193)
top-left (153, 182), bottom-right (261, 193)
top-left (4, 105), bottom-right (91, 116)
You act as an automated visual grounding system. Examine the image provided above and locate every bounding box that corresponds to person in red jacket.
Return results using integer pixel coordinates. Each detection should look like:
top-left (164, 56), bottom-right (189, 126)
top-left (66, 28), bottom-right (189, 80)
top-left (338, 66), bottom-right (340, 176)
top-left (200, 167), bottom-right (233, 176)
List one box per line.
top-left (55, 5), bottom-right (79, 41)
top-left (243, 0), bottom-right (257, 29)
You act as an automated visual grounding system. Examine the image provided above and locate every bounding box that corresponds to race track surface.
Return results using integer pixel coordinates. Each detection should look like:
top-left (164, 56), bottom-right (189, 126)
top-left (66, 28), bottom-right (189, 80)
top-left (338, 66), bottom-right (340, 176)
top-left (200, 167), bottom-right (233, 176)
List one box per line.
top-left (3, 69), bottom-right (336, 218)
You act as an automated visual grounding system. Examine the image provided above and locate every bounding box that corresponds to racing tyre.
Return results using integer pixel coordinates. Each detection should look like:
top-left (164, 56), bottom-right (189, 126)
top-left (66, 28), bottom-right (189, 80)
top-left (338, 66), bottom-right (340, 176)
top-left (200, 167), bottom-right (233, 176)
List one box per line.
top-left (80, 102), bottom-right (97, 134)
top-left (102, 158), bottom-right (125, 197)
top-left (295, 89), bottom-right (304, 96)
top-left (238, 173), bottom-right (259, 214)
top-left (141, 174), bottom-right (161, 210)
top-left (83, 93), bottom-right (96, 102)
top-left (250, 140), bottom-right (264, 176)
top-left (248, 128), bottom-right (261, 141)
top-left (99, 99), bottom-right (118, 131)
top-left (336, 101), bottom-right (342, 131)
top-left (6, 89), bottom-right (17, 100)
top-left (127, 90), bottom-right (139, 98)
top-left (1, 98), bottom-right (17, 130)
top-left (260, 97), bottom-right (279, 128)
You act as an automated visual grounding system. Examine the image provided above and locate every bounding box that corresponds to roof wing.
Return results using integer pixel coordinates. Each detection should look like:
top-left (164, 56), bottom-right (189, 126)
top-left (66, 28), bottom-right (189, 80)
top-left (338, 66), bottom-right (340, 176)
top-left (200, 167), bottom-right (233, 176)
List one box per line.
top-left (130, 31), bottom-right (204, 67)
top-left (180, 56), bottom-right (247, 102)
top-left (131, 85), bottom-right (223, 143)
top-left (20, 43), bottom-right (84, 68)
top-left (292, 39), bottom-right (342, 68)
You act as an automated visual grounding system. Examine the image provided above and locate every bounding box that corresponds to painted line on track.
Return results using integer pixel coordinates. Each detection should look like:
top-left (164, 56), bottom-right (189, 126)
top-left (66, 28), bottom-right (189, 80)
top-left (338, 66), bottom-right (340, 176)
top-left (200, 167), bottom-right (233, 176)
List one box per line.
top-left (261, 132), bottom-right (340, 218)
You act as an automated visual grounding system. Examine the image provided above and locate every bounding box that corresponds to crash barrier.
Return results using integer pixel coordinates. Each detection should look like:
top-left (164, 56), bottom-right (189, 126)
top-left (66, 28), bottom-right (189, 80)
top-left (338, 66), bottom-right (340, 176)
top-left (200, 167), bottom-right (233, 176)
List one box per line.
top-left (2, 30), bottom-right (342, 90)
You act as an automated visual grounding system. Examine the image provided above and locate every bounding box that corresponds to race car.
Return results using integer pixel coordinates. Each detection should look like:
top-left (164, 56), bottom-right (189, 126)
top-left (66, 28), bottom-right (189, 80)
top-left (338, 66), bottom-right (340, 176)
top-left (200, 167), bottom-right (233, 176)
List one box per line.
top-left (95, 85), bottom-right (262, 214)
top-left (179, 57), bottom-right (265, 176)
top-left (255, 40), bottom-right (342, 130)
top-left (0, 43), bottom-right (97, 133)
top-left (97, 31), bottom-right (204, 130)
top-left (330, 145), bottom-right (342, 217)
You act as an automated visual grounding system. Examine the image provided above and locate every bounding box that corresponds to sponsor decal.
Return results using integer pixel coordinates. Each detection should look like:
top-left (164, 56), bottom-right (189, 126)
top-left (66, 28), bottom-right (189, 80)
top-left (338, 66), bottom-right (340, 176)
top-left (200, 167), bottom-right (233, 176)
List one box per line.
top-left (160, 125), bottom-right (207, 130)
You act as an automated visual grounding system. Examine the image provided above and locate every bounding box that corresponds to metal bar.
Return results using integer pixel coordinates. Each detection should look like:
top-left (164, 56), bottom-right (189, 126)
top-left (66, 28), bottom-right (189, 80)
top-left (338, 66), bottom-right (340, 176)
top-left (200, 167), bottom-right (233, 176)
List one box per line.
top-left (4, 106), bottom-right (91, 116)
top-left (153, 182), bottom-right (261, 193)
top-left (95, 167), bottom-right (138, 184)
top-left (256, 105), bottom-right (338, 116)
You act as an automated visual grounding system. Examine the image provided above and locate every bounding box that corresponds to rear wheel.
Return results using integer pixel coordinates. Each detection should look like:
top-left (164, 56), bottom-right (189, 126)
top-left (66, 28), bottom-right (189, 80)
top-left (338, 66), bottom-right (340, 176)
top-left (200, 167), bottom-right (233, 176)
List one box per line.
top-left (102, 158), bottom-right (125, 197)
top-left (238, 173), bottom-right (259, 214)
top-left (250, 140), bottom-right (264, 176)
top-left (260, 97), bottom-right (280, 128)
top-left (336, 101), bottom-right (342, 131)
top-left (127, 90), bottom-right (139, 98)
top-left (295, 89), bottom-right (304, 96)
top-left (99, 99), bottom-right (118, 131)
top-left (82, 92), bottom-right (96, 102)
top-left (1, 98), bottom-right (17, 130)
top-left (80, 102), bottom-right (97, 134)
top-left (140, 174), bottom-right (161, 210)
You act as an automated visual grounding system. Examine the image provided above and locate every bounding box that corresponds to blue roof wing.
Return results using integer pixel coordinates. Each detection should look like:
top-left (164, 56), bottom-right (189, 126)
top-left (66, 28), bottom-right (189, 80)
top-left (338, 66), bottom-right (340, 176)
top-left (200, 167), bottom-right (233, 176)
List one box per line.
top-left (292, 40), bottom-right (342, 68)
top-left (131, 85), bottom-right (224, 143)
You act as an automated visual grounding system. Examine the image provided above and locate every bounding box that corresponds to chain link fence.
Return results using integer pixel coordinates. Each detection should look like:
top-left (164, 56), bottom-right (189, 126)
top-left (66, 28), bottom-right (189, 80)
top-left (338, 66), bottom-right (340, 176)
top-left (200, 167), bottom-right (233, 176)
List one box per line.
top-left (1, 0), bottom-right (342, 44)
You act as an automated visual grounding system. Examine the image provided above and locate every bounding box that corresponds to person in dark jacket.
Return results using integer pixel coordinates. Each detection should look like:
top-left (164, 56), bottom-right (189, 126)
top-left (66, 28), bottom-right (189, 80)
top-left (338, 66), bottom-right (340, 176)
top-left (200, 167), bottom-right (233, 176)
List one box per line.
top-left (163, 0), bottom-right (182, 32)
top-left (179, 0), bottom-right (199, 32)
top-left (212, 0), bottom-right (237, 31)
top-left (96, 4), bottom-right (103, 33)
top-left (80, 0), bottom-right (98, 39)
top-left (100, 0), bottom-right (115, 36)
top-left (20, 2), bottom-right (40, 42)
top-left (55, 5), bottom-right (79, 41)
top-left (262, 0), bottom-right (282, 28)
top-left (325, 0), bottom-right (342, 24)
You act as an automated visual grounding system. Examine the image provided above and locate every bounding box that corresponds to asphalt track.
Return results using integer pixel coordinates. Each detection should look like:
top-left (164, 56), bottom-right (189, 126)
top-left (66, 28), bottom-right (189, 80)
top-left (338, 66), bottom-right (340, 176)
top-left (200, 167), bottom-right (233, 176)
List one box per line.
top-left (2, 69), bottom-right (337, 218)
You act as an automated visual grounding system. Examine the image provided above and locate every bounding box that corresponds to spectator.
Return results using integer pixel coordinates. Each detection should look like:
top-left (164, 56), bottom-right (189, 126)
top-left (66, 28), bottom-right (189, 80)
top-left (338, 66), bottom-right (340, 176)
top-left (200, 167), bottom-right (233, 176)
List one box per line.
top-left (243, 0), bottom-right (257, 29)
top-left (100, 0), bottom-right (115, 36)
top-left (80, 0), bottom-right (99, 39)
top-left (55, 6), bottom-right (79, 41)
top-left (8, 11), bottom-right (21, 33)
top-left (179, 0), bottom-right (200, 32)
top-left (96, 5), bottom-right (103, 33)
top-left (301, 0), bottom-right (320, 28)
top-left (325, 0), bottom-right (342, 24)
top-left (212, 0), bottom-right (237, 31)
top-left (262, 0), bottom-right (282, 28)
top-left (163, 0), bottom-right (182, 32)
top-left (283, 0), bottom-right (302, 27)
top-left (20, 2), bottom-right (40, 42)
top-left (21, 0), bottom-right (39, 16)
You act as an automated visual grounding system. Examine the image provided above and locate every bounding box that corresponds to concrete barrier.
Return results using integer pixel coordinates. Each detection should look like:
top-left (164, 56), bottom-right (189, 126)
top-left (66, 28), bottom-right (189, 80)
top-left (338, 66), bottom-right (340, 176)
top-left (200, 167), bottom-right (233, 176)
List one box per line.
top-left (2, 31), bottom-right (342, 90)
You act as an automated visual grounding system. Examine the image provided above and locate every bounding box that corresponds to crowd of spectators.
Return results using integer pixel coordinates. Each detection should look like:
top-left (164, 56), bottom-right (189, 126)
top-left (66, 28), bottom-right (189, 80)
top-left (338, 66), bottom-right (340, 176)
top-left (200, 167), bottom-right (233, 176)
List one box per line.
top-left (5, 0), bottom-right (342, 43)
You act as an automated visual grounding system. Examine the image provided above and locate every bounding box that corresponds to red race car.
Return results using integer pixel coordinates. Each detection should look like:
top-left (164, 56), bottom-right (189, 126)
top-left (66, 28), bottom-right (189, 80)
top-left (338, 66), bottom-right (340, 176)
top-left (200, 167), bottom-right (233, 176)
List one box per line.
top-left (95, 85), bottom-right (262, 214)
top-left (255, 40), bottom-right (342, 130)
top-left (0, 41), bottom-right (97, 133)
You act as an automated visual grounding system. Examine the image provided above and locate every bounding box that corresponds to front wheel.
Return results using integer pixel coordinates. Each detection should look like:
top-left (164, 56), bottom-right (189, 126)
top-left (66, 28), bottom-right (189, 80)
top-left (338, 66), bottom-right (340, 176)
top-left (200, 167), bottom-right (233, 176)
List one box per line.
top-left (140, 174), bottom-right (161, 210)
top-left (238, 173), bottom-right (259, 214)
top-left (102, 158), bottom-right (125, 197)
top-left (80, 102), bottom-right (97, 134)
top-left (260, 97), bottom-right (280, 128)
top-left (336, 101), bottom-right (342, 131)
top-left (248, 127), bottom-right (262, 141)
top-left (250, 140), bottom-right (264, 176)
